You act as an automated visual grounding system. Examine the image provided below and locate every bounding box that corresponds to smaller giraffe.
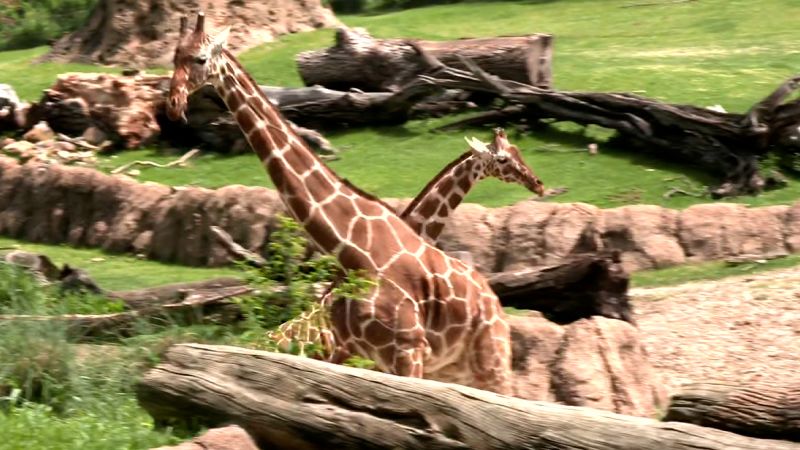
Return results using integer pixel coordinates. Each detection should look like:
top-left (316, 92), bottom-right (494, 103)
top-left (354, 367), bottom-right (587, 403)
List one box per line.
top-left (269, 128), bottom-right (544, 359)
top-left (401, 127), bottom-right (544, 243)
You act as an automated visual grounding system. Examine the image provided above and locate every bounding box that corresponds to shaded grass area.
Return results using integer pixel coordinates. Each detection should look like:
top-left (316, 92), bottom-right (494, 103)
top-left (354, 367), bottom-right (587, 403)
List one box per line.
top-left (1, 0), bottom-right (799, 209)
top-left (630, 254), bottom-right (800, 288)
top-left (0, 237), bottom-right (240, 291)
top-left (2, 232), bottom-right (799, 293)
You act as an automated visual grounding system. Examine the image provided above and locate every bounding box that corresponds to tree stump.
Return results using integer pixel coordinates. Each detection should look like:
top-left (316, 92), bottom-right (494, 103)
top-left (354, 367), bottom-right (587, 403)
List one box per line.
top-left (296, 27), bottom-right (553, 92)
top-left (40, 0), bottom-right (339, 68)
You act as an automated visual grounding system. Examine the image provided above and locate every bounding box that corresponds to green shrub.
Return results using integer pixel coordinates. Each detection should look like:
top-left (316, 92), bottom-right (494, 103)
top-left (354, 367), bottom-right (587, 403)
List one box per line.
top-left (235, 214), bottom-right (340, 331)
top-left (233, 214), bottom-right (376, 352)
top-left (0, 0), bottom-right (97, 50)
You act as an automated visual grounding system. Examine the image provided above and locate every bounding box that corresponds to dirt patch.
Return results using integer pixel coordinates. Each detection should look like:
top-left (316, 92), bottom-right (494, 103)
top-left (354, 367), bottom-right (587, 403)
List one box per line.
top-left (631, 266), bottom-right (800, 395)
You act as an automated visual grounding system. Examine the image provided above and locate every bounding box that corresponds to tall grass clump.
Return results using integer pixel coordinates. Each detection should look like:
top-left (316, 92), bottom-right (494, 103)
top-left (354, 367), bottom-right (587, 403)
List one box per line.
top-left (0, 263), bottom-right (180, 449)
top-left (0, 264), bottom-right (74, 410)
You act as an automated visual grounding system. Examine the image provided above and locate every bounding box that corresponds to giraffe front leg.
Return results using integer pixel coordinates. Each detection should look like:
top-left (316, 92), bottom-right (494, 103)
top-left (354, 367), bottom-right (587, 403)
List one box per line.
top-left (328, 345), bottom-right (352, 365)
top-left (390, 344), bottom-right (426, 378)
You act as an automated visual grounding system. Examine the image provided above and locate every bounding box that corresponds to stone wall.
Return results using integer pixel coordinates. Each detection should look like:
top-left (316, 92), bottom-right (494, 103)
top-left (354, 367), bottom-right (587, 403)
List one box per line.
top-left (1, 157), bottom-right (797, 272)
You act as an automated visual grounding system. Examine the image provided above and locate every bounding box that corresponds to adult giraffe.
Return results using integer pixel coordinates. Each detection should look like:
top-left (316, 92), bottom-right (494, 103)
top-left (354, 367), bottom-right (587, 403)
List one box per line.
top-left (270, 128), bottom-right (544, 358)
top-left (167, 14), bottom-right (519, 394)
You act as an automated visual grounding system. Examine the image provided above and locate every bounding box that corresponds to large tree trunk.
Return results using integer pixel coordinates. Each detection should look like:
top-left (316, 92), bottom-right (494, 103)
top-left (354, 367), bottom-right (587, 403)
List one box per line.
top-left (422, 59), bottom-right (800, 198)
top-left (40, 0), bottom-right (339, 68)
top-left (664, 381), bottom-right (800, 442)
top-left (296, 27), bottom-right (553, 92)
top-left (136, 343), bottom-right (799, 450)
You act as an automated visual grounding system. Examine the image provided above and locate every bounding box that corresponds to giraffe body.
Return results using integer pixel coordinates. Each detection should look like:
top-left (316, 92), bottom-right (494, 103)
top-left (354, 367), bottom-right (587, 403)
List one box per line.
top-left (167, 14), bottom-right (520, 393)
top-left (271, 129), bottom-right (544, 363)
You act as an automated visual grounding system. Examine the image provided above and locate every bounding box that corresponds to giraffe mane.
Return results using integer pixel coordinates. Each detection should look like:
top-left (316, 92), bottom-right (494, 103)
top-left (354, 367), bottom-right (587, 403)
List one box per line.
top-left (219, 49), bottom-right (396, 211)
top-left (400, 150), bottom-right (473, 219)
top-left (339, 177), bottom-right (394, 210)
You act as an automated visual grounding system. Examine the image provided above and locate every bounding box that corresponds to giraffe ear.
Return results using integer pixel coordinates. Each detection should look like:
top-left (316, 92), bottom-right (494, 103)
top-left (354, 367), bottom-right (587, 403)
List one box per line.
top-left (465, 136), bottom-right (492, 155)
top-left (210, 27), bottom-right (231, 56)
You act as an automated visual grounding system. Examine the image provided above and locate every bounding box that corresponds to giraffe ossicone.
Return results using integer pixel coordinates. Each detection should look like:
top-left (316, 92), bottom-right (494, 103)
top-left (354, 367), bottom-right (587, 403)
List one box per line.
top-left (168, 12), bottom-right (522, 395)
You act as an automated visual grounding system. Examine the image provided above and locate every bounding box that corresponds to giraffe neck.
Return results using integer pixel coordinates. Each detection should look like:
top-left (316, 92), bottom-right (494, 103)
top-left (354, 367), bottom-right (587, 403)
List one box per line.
top-left (210, 50), bottom-right (388, 262)
top-left (400, 151), bottom-right (485, 242)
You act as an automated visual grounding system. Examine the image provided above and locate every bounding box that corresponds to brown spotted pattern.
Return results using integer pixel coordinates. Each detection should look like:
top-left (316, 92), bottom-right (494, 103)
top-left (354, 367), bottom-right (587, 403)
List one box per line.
top-left (167, 13), bottom-right (513, 395)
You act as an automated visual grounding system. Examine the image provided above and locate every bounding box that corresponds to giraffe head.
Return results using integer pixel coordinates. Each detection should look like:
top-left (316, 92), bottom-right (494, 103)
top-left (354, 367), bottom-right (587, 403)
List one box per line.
top-left (465, 128), bottom-right (545, 196)
top-left (166, 12), bottom-right (230, 122)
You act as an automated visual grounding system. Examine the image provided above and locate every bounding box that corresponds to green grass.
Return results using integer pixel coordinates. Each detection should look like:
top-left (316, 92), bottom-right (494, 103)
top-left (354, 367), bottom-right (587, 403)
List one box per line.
top-left (2, 0), bottom-right (800, 209)
top-left (0, 237), bottom-right (240, 291)
top-left (0, 398), bottom-right (178, 450)
top-left (631, 254), bottom-right (800, 288)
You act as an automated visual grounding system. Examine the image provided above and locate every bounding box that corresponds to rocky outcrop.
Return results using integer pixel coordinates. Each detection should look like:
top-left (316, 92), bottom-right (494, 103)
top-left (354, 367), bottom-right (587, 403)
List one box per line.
top-left (509, 313), bottom-right (668, 417)
top-left (151, 425), bottom-right (259, 450)
top-left (0, 157), bottom-right (283, 266)
top-left (42, 0), bottom-right (339, 68)
top-left (25, 73), bottom-right (339, 155)
top-left (0, 157), bottom-right (797, 271)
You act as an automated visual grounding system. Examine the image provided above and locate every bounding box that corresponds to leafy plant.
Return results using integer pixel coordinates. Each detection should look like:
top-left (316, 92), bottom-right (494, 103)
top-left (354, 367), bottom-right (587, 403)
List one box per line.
top-left (233, 214), bottom-right (377, 354)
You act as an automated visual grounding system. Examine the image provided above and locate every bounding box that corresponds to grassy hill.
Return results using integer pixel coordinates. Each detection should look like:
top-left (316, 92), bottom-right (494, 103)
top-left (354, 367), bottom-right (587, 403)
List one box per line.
top-left (2, 0), bottom-right (799, 210)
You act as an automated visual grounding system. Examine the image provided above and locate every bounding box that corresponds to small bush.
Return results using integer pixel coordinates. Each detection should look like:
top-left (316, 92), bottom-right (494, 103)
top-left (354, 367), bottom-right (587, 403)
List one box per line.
top-left (0, 0), bottom-right (98, 50)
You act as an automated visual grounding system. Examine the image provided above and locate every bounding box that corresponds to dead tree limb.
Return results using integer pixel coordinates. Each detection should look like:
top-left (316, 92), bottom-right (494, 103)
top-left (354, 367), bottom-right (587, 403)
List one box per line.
top-left (489, 252), bottom-right (633, 324)
top-left (664, 381), bottom-right (800, 442)
top-left (209, 226), bottom-right (266, 268)
top-left (110, 148), bottom-right (200, 174)
top-left (421, 62), bottom-right (800, 197)
top-left (136, 343), bottom-right (800, 450)
top-left (107, 277), bottom-right (247, 310)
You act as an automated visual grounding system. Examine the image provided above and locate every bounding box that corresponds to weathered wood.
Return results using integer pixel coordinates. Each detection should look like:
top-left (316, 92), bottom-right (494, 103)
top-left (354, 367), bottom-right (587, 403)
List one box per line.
top-left (107, 277), bottom-right (246, 310)
top-left (421, 59), bottom-right (800, 197)
top-left (296, 27), bottom-right (553, 92)
top-left (664, 381), bottom-right (800, 442)
top-left (136, 343), bottom-right (800, 450)
top-left (490, 252), bottom-right (633, 324)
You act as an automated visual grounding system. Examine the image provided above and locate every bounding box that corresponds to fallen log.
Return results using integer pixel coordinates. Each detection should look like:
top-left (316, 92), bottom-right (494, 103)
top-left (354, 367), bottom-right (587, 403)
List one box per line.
top-left (422, 58), bottom-right (800, 197)
top-left (490, 251), bottom-right (633, 325)
top-left (0, 286), bottom-right (250, 339)
top-left (136, 343), bottom-right (800, 450)
top-left (107, 276), bottom-right (246, 310)
top-left (296, 27), bottom-right (553, 92)
top-left (663, 381), bottom-right (800, 442)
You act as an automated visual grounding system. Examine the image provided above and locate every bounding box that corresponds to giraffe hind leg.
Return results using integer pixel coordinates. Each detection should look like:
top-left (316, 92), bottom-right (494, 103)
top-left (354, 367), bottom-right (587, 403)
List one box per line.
top-left (467, 319), bottom-right (513, 395)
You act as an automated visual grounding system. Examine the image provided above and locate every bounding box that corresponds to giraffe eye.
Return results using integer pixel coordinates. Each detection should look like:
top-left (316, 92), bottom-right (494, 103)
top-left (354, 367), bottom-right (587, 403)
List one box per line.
top-left (497, 156), bottom-right (509, 163)
top-left (194, 55), bottom-right (208, 65)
